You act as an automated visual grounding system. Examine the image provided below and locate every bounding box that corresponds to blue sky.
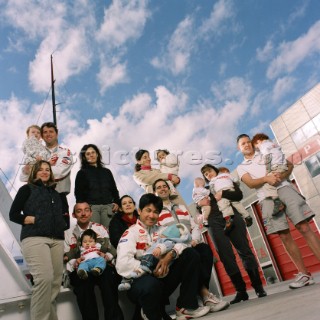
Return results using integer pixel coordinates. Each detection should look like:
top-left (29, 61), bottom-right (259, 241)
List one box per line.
top-left (1, 0), bottom-right (320, 206)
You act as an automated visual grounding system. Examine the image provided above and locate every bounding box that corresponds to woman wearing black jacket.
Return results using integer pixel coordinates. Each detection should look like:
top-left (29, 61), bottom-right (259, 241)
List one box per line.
top-left (9, 160), bottom-right (67, 320)
top-left (75, 144), bottom-right (120, 228)
top-left (200, 164), bottom-right (267, 304)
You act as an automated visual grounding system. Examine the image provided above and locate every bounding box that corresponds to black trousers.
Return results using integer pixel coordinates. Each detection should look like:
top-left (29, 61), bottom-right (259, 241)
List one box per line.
top-left (192, 242), bottom-right (214, 290)
top-left (70, 264), bottom-right (124, 320)
top-left (128, 247), bottom-right (201, 320)
top-left (208, 212), bottom-right (259, 276)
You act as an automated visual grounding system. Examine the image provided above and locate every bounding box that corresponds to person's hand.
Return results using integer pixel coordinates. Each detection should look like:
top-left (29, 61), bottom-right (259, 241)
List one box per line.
top-left (264, 173), bottom-right (281, 186)
top-left (198, 198), bottom-right (210, 207)
top-left (112, 203), bottom-right (119, 212)
top-left (171, 175), bottom-right (180, 185)
top-left (153, 253), bottom-right (172, 278)
top-left (50, 155), bottom-right (58, 166)
top-left (22, 164), bottom-right (31, 175)
top-left (214, 191), bottom-right (223, 201)
top-left (24, 216), bottom-right (35, 225)
top-left (152, 247), bottom-right (161, 257)
top-left (75, 257), bottom-right (84, 268)
top-left (191, 240), bottom-right (198, 247)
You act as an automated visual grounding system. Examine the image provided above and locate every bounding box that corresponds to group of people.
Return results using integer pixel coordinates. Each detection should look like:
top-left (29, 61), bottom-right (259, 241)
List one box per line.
top-left (8, 121), bottom-right (320, 320)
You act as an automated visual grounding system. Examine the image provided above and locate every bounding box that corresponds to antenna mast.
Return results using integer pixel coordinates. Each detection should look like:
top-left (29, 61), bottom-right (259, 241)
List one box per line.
top-left (51, 54), bottom-right (57, 126)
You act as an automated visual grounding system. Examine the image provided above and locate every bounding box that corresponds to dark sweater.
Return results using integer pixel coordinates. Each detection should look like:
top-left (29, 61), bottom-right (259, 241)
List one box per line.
top-left (9, 181), bottom-right (67, 241)
top-left (109, 212), bottom-right (139, 248)
top-left (75, 166), bottom-right (120, 205)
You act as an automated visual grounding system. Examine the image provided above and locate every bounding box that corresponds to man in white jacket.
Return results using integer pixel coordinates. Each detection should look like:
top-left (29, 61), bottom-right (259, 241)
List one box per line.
top-left (116, 193), bottom-right (210, 320)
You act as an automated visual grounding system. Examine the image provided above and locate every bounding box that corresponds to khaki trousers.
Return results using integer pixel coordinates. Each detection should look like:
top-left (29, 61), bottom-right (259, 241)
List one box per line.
top-left (22, 237), bottom-right (64, 320)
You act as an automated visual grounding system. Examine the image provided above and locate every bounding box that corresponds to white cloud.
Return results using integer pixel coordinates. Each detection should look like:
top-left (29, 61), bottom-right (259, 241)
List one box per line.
top-left (119, 93), bottom-right (152, 119)
top-left (29, 28), bottom-right (93, 93)
top-left (2, 0), bottom-right (95, 93)
top-left (96, 0), bottom-right (150, 48)
top-left (272, 77), bottom-right (296, 102)
top-left (0, 79), bottom-right (248, 203)
top-left (151, 16), bottom-right (195, 75)
top-left (198, 0), bottom-right (234, 37)
top-left (211, 77), bottom-right (252, 102)
top-left (97, 59), bottom-right (129, 94)
top-left (267, 20), bottom-right (320, 79)
top-left (95, 0), bottom-right (150, 92)
top-left (256, 40), bottom-right (274, 62)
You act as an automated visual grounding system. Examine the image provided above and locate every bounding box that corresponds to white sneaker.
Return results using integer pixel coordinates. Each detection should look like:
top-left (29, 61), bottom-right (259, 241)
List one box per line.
top-left (203, 292), bottom-right (230, 312)
top-left (176, 306), bottom-right (210, 319)
top-left (289, 272), bottom-right (315, 289)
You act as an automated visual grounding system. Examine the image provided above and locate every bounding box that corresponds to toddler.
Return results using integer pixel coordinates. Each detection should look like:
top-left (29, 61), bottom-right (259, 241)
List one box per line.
top-left (156, 149), bottom-right (179, 197)
top-left (77, 229), bottom-right (107, 279)
top-left (206, 166), bottom-right (252, 232)
top-left (252, 133), bottom-right (287, 216)
top-left (22, 125), bottom-right (50, 164)
top-left (118, 223), bottom-right (191, 291)
top-left (192, 177), bottom-right (211, 226)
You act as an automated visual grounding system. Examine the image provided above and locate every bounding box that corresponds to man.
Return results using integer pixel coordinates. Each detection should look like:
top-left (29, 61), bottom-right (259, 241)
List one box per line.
top-left (20, 122), bottom-right (73, 224)
top-left (237, 133), bottom-right (320, 289)
top-left (116, 193), bottom-right (210, 320)
top-left (64, 202), bottom-right (124, 320)
top-left (153, 179), bottom-right (230, 313)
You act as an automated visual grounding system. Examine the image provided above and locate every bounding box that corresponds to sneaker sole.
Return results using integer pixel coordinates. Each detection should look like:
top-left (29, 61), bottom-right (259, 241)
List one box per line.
top-left (289, 279), bottom-right (315, 289)
top-left (176, 307), bottom-right (210, 319)
top-left (208, 301), bottom-right (230, 312)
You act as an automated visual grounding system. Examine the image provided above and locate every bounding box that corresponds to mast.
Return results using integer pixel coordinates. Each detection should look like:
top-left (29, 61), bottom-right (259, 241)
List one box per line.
top-left (51, 54), bottom-right (57, 126)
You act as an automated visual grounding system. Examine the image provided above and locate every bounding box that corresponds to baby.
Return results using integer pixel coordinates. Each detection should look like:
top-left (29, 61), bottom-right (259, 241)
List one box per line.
top-left (156, 149), bottom-right (179, 197)
top-left (77, 229), bottom-right (107, 279)
top-left (22, 125), bottom-right (50, 164)
top-left (192, 177), bottom-right (211, 226)
top-left (206, 166), bottom-right (252, 232)
top-left (64, 229), bottom-right (116, 280)
top-left (118, 223), bottom-right (191, 291)
top-left (252, 133), bottom-right (287, 216)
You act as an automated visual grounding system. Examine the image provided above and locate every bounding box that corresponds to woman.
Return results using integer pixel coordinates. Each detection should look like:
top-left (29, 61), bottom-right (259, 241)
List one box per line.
top-left (116, 193), bottom-right (209, 320)
top-left (109, 195), bottom-right (139, 248)
top-left (133, 149), bottom-right (185, 206)
top-left (75, 144), bottom-right (120, 228)
top-left (9, 160), bottom-right (67, 320)
top-left (200, 164), bottom-right (267, 304)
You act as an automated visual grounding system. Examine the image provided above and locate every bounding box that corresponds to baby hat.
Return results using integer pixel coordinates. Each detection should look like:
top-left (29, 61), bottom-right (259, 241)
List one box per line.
top-left (162, 224), bottom-right (181, 238)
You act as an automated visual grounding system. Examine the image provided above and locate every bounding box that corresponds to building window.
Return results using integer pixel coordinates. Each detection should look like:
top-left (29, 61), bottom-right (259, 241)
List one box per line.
top-left (312, 113), bottom-right (320, 131)
top-left (292, 120), bottom-right (317, 147)
top-left (305, 152), bottom-right (320, 178)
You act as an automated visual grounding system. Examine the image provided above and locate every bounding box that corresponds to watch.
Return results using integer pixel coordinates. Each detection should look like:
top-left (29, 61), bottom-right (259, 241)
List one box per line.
top-left (171, 249), bottom-right (177, 259)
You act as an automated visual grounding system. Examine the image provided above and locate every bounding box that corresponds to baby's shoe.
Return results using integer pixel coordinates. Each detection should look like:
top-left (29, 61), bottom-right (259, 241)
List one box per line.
top-left (91, 267), bottom-right (102, 277)
top-left (77, 269), bottom-right (88, 280)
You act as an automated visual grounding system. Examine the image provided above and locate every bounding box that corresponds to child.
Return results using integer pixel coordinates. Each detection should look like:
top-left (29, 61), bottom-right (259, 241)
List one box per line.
top-left (192, 177), bottom-right (211, 226)
top-left (22, 125), bottom-right (50, 164)
top-left (75, 229), bottom-right (109, 279)
top-left (64, 228), bottom-right (116, 280)
top-left (251, 133), bottom-right (287, 216)
top-left (156, 149), bottom-right (179, 197)
top-left (118, 223), bottom-right (191, 291)
top-left (207, 166), bottom-right (252, 232)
